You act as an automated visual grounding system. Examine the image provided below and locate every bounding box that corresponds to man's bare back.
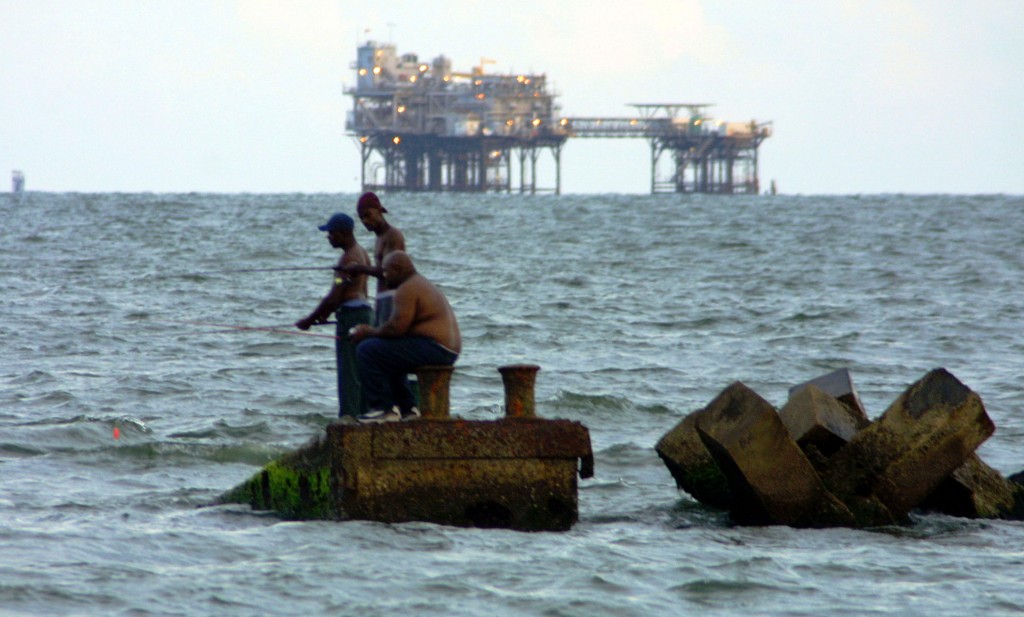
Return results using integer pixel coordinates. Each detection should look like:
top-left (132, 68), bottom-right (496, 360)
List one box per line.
top-left (337, 243), bottom-right (370, 304)
top-left (372, 227), bottom-right (405, 293)
top-left (391, 272), bottom-right (461, 353)
top-left (350, 251), bottom-right (461, 353)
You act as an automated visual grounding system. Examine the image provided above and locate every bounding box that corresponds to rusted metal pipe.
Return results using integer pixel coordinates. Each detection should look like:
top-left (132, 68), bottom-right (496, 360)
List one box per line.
top-left (499, 364), bottom-right (540, 418)
top-left (414, 365), bottom-right (454, 419)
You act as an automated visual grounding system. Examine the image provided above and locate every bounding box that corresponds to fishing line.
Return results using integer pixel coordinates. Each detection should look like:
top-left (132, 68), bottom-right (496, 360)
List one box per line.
top-left (186, 266), bottom-right (340, 276)
top-left (161, 319), bottom-right (343, 340)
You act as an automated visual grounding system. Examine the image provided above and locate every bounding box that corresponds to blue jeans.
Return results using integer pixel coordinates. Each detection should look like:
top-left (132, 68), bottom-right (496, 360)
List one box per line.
top-left (335, 304), bottom-right (372, 417)
top-left (356, 336), bottom-right (458, 413)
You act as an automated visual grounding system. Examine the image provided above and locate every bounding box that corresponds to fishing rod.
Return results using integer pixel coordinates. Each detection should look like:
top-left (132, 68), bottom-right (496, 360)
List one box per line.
top-left (162, 319), bottom-right (343, 340)
top-left (187, 266), bottom-right (342, 276)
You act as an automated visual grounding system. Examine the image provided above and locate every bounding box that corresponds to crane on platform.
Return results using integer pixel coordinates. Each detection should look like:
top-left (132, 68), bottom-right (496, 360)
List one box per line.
top-left (474, 58), bottom-right (496, 76)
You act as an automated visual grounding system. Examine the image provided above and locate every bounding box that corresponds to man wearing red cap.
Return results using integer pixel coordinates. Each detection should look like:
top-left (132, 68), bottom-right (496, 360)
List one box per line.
top-left (340, 192), bottom-right (406, 327)
top-left (295, 212), bottom-right (372, 417)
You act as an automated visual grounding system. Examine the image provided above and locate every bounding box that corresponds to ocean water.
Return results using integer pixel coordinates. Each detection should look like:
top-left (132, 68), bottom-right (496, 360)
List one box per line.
top-left (2, 191), bottom-right (1023, 616)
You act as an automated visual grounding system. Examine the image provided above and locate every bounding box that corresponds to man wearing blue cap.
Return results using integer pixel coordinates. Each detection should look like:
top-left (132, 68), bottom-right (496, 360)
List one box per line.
top-left (295, 212), bottom-right (373, 417)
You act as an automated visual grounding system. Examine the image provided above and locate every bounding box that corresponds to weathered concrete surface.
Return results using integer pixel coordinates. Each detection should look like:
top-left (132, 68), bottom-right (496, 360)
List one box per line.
top-left (693, 382), bottom-right (856, 527)
top-left (918, 453), bottom-right (1024, 519)
top-left (216, 418), bottom-right (593, 531)
top-left (655, 410), bottom-right (732, 509)
top-left (789, 368), bottom-right (870, 422)
top-left (821, 368), bottom-right (995, 525)
top-left (779, 384), bottom-right (868, 466)
top-left (333, 419), bottom-right (593, 530)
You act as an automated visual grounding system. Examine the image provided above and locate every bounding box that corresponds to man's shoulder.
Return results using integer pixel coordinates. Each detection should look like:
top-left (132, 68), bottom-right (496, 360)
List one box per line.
top-left (341, 244), bottom-right (370, 265)
top-left (382, 226), bottom-right (406, 247)
top-left (395, 273), bottom-right (429, 294)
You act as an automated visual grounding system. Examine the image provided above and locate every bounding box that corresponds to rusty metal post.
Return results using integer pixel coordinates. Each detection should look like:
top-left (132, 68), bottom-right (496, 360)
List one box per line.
top-left (499, 364), bottom-right (540, 418)
top-left (414, 365), bottom-right (454, 419)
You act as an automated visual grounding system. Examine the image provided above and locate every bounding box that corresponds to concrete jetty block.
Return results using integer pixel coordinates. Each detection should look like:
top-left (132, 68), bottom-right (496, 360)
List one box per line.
top-left (693, 382), bottom-right (855, 527)
top-left (918, 454), bottom-right (1024, 519)
top-left (216, 418), bottom-right (594, 531)
top-left (779, 384), bottom-right (868, 463)
top-left (789, 368), bottom-right (870, 421)
top-left (655, 410), bottom-right (732, 509)
top-left (332, 419), bottom-right (592, 530)
top-left (821, 368), bottom-right (995, 524)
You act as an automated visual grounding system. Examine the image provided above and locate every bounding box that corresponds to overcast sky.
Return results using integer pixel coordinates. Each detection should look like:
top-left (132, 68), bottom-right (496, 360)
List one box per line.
top-left (2, 0), bottom-right (1021, 195)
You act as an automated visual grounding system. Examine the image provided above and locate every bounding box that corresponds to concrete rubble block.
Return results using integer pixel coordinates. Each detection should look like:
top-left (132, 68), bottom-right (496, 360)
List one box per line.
top-left (821, 368), bottom-right (996, 524)
top-left (655, 410), bottom-right (732, 509)
top-left (779, 384), bottom-right (868, 466)
top-left (693, 381), bottom-right (856, 528)
top-left (918, 453), bottom-right (1024, 520)
top-left (788, 368), bottom-right (871, 424)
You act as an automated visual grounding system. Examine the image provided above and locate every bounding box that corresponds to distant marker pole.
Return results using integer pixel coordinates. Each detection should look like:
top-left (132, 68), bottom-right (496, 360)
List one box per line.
top-left (113, 426), bottom-right (121, 440)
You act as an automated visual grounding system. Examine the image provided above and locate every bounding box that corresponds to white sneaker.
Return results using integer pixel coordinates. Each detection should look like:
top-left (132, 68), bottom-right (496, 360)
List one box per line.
top-left (357, 407), bottom-right (401, 424)
top-left (401, 406), bottom-right (421, 421)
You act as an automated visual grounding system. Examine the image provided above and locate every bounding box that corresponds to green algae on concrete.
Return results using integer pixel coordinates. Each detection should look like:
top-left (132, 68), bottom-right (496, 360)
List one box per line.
top-left (655, 410), bottom-right (732, 509)
top-left (918, 453), bottom-right (1024, 520)
top-left (215, 433), bottom-right (336, 520)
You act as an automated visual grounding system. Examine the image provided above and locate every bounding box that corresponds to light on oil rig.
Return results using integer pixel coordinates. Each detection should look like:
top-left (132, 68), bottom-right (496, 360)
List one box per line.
top-left (359, 136), bottom-right (368, 143)
top-left (409, 75), bottom-right (417, 83)
top-left (476, 93), bottom-right (485, 100)
top-left (372, 66), bottom-right (382, 75)
top-left (397, 105), bottom-right (406, 113)
top-left (418, 64), bottom-right (428, 72)
top-left (393, 136), bottom-right (401, 144)
top-left (630, 119), bottom-right (638, 125)
top-left (358, 68), bottom-right (368, 76)
top-left (531, 118), bottom-right (541, 127)
top-left (490, 150), bottom-right (502, 159)
top-left (506, 119), bottom-right (515, 126)
top-left (559, 118), bottom-right (569, 126)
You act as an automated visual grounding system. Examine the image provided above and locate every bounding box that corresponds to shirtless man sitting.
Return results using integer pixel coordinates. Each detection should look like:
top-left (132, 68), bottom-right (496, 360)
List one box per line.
top-left (349, 251), bottom-right (461, 423)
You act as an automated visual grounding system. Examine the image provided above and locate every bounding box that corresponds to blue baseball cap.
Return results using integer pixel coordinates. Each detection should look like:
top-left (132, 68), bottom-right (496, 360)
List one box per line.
top-left (318, 212), bottom-right (354, 232)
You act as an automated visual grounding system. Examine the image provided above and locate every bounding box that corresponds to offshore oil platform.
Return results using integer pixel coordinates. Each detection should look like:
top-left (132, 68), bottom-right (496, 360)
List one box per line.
top-left (346, 41), bottom-right (771, 195)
